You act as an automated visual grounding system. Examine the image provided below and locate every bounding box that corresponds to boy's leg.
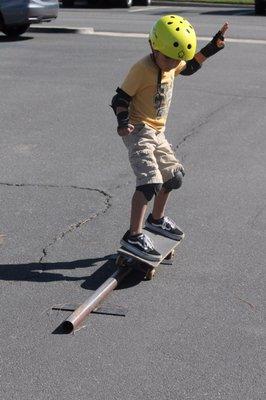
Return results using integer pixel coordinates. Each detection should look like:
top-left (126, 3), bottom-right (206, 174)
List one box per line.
top-left (151, 187), bottom-right (170, 220)
top-left (145, 133), bottom-right (184, 240)
top-left (121, 124), bottom-right (163, 260)
top-left (121, 188), bottom-right (162, 261)
top-left (146, 185), bottom-right (184, 240)
top-left (151, 131), bottom-right (183, 220)
top-left (122, 125), bottom-right (163, 236)
top-left (130, 190), bottom-right (148, 235)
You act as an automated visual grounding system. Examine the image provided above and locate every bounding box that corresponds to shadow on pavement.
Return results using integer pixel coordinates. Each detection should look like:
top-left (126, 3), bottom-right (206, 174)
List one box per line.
top-left (132, 4), bottom-right (256, 18)
top-left (201, 9), bottom-right (255, 16)
top-left (0, 255), bottom-right (143, 290)
top-left (0, 255), bottom-right (145, 334)
top-left (0, 35), bottom-right (33, 42)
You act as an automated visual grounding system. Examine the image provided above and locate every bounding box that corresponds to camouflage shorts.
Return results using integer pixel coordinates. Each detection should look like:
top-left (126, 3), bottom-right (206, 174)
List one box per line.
top-left (122, 123), bottom-right (181, 187)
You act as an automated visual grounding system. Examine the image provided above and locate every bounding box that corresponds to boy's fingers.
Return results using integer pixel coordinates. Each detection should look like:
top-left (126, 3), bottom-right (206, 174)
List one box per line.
top-left (220, 22), bottom-right (229, 36)
top-left (215, 22), bottom-right (229, 48)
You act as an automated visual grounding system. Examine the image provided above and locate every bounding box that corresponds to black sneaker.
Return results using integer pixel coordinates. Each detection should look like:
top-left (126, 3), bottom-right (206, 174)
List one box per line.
top-left (145, 214), bottom-right (184, 241)
top-left (121, 231), bottom-right (162, 262)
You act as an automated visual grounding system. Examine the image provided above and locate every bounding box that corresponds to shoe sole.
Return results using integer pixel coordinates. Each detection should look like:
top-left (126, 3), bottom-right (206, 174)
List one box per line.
top-left (145, 222), bottom-right (184, 241)
top-left (120, 239), bottom-right (162, 262)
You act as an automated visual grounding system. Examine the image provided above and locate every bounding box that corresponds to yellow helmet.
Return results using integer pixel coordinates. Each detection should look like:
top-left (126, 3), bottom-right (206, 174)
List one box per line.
top-left (149, 15), bottom-right (197, 61)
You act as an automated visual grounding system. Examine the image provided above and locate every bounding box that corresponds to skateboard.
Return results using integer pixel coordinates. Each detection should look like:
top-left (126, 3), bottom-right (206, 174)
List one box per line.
top-left (116, 228), bottom-right (184, 280)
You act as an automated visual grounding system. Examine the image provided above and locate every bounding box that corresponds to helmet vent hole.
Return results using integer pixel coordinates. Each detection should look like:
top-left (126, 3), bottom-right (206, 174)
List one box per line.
top-left (186, 29), bottom-right (190, 33)
top-left (170, 15), bottom-right (175, 18)
top-left (180, 21), bottom-right (183, 23)
top-left (187, 44), bottom-right (192, 49)
top-left (173, 42), bottom-right (179, 47)
top-left (167, 22), bottom-right (173, 25)
top-left (176, 27), bottom-right (180, 32)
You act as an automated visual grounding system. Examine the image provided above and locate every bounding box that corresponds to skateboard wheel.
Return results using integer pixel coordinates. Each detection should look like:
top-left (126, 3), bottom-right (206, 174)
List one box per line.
top-left (166, 250), bottom-right (175, 260)
top-left (116, 254), bottom-right (126, 267)
top-left (145, 268), bottom-right (155, 280)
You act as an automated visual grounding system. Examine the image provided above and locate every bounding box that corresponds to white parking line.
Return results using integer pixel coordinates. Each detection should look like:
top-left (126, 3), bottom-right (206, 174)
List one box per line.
top-left (129, 6), bottom-right (154, 12)
top-left (86, 29), bottom-right (266, 45)
top-left (198, 36), bottom-right (266, 45)
top-left (87, 30), bottom-right (147, 38)
top-left (31, 26), bottom-right (266, 45)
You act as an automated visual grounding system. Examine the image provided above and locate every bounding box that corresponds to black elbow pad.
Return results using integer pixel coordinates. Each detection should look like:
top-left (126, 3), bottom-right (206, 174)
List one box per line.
top-left (180, 59), bottom-right (201, 76)
top-left (110, 87), bottom-right (132, 114)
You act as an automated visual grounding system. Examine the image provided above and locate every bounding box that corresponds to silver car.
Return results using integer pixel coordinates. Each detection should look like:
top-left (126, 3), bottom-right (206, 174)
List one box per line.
top-left (0, 0), bottom-right (59, 38)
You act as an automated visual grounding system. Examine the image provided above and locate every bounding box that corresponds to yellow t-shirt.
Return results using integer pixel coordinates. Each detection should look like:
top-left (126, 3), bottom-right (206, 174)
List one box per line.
top-left (121, 55), bottom-right (186, 132)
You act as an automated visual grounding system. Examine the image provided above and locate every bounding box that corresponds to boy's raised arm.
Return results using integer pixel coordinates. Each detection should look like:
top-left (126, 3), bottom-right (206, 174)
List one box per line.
top-left (195, 22), bottom-right (229, 64)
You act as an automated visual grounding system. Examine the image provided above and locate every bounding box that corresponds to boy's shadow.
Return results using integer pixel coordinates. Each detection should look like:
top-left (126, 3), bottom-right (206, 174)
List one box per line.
top-left (0, 255), bottom-right (143, 291)
top-left (0, 35), bottom-right (33, 42)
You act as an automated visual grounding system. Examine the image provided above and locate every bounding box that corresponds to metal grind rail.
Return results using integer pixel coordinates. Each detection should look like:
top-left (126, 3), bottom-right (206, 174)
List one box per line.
top-left (61, 266), bottom-right (132, 332)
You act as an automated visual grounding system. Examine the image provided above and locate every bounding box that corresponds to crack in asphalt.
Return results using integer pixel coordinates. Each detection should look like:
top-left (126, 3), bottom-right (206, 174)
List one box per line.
top-left (0, 182), bottom-right (112, 263)
top-left (0, 97), bottom-right (241, 262)
top-left (249, 204), bottom-right (266, 231)
top-left (176, 98), bottom-right (238, 149)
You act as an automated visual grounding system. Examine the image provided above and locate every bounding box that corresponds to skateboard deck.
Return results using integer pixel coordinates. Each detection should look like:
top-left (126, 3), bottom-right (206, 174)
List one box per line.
top-left (116, 228), bottom-right (184, 280)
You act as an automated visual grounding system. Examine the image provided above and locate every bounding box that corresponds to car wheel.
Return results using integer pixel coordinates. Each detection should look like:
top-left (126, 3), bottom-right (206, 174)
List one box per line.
top-left (254, 0), bottom-right (265, 14)
top-left (117, 0), bottom-right (133, 7)
top-left (1, 24), bottom-right (30, 38)
top-left (87, 0), bottom-right (100, 6)
top-left (134, 0), bottom-right (151, 5)
top-left (62, 0), bottom-right (75, 7)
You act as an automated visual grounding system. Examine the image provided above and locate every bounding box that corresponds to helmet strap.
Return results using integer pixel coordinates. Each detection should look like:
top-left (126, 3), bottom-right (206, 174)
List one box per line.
top-left (150, 50), bottom-right (161, 72)
top-left (149, 40), bottom-right (160, 68)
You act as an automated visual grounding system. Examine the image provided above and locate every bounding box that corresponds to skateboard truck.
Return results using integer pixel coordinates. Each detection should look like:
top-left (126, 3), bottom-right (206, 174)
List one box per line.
top-left (115, 249), bottom-right (175, 280)
top-left (116, 253), bottom-right (156, 280)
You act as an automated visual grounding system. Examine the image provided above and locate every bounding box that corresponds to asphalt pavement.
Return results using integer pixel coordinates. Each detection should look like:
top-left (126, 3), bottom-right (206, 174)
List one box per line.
top-left (0, 4), bottom-right (265, 400)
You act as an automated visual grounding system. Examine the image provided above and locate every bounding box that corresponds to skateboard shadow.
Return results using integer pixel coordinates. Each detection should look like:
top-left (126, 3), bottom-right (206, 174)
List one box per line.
top-left (0, 255), bottom-right (143, 290)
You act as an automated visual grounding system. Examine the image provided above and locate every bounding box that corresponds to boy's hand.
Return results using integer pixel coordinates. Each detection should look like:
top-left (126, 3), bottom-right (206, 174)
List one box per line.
top-left (177, 163), bottom-right (185, 177)
top-left (215, 22), bottom-right (229, 48)
top-left (117, 124), bottom-right (135, 137)
top-left (200, 22), bottom-right (229, 59)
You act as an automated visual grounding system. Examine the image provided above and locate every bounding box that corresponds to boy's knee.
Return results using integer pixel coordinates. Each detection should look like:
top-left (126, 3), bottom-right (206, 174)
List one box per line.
top-left (137, 183), bottom-right (162, 201)
top-left (163, 170), bottom-right (183, 193)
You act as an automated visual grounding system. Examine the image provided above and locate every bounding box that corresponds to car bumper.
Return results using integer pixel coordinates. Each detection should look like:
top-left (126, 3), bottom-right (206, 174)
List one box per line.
top-left (1, 1), bottom-right (58, 26)
top-left (28, 1), bottom-right (59, 23)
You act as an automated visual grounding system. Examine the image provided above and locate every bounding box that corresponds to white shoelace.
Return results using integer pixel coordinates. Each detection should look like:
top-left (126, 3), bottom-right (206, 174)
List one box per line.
top-left (140, 234), bottom-right (154, 251)
top-left (162, 216), bottom-right (176, 230)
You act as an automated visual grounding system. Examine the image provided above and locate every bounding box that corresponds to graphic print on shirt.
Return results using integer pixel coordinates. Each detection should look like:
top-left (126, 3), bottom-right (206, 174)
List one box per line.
top-left (154, 77), bottom-right (174, 119)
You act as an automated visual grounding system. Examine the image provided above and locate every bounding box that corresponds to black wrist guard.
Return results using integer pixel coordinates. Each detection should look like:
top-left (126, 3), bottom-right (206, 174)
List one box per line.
top-left (117, 111), bottom-right (129, 129)
top-left (200, 30), bottom-right (225, 58)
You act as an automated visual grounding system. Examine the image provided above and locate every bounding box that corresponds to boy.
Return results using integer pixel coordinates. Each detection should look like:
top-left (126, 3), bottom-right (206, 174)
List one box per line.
top-left (111, 15), bottom-right (228, 261)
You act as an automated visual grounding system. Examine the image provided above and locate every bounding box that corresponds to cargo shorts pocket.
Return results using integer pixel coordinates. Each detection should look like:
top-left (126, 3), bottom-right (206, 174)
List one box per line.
top-left (128, 145), bottom-right (163, 186)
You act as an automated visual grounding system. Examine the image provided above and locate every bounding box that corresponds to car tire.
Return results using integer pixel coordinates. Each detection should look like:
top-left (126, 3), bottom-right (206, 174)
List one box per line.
top-left (134, 0), bottom-right (151, 5)
top-left (116, 0), bottom-right (133, 7)
top-left (254, 0), bottom-right (265, 14)
top-left (61, 0), bottom-right (75, 7)
top-left (87, 0), bottom-right (100, 6)
top-left (1, 24), bottom-right (30, 38)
